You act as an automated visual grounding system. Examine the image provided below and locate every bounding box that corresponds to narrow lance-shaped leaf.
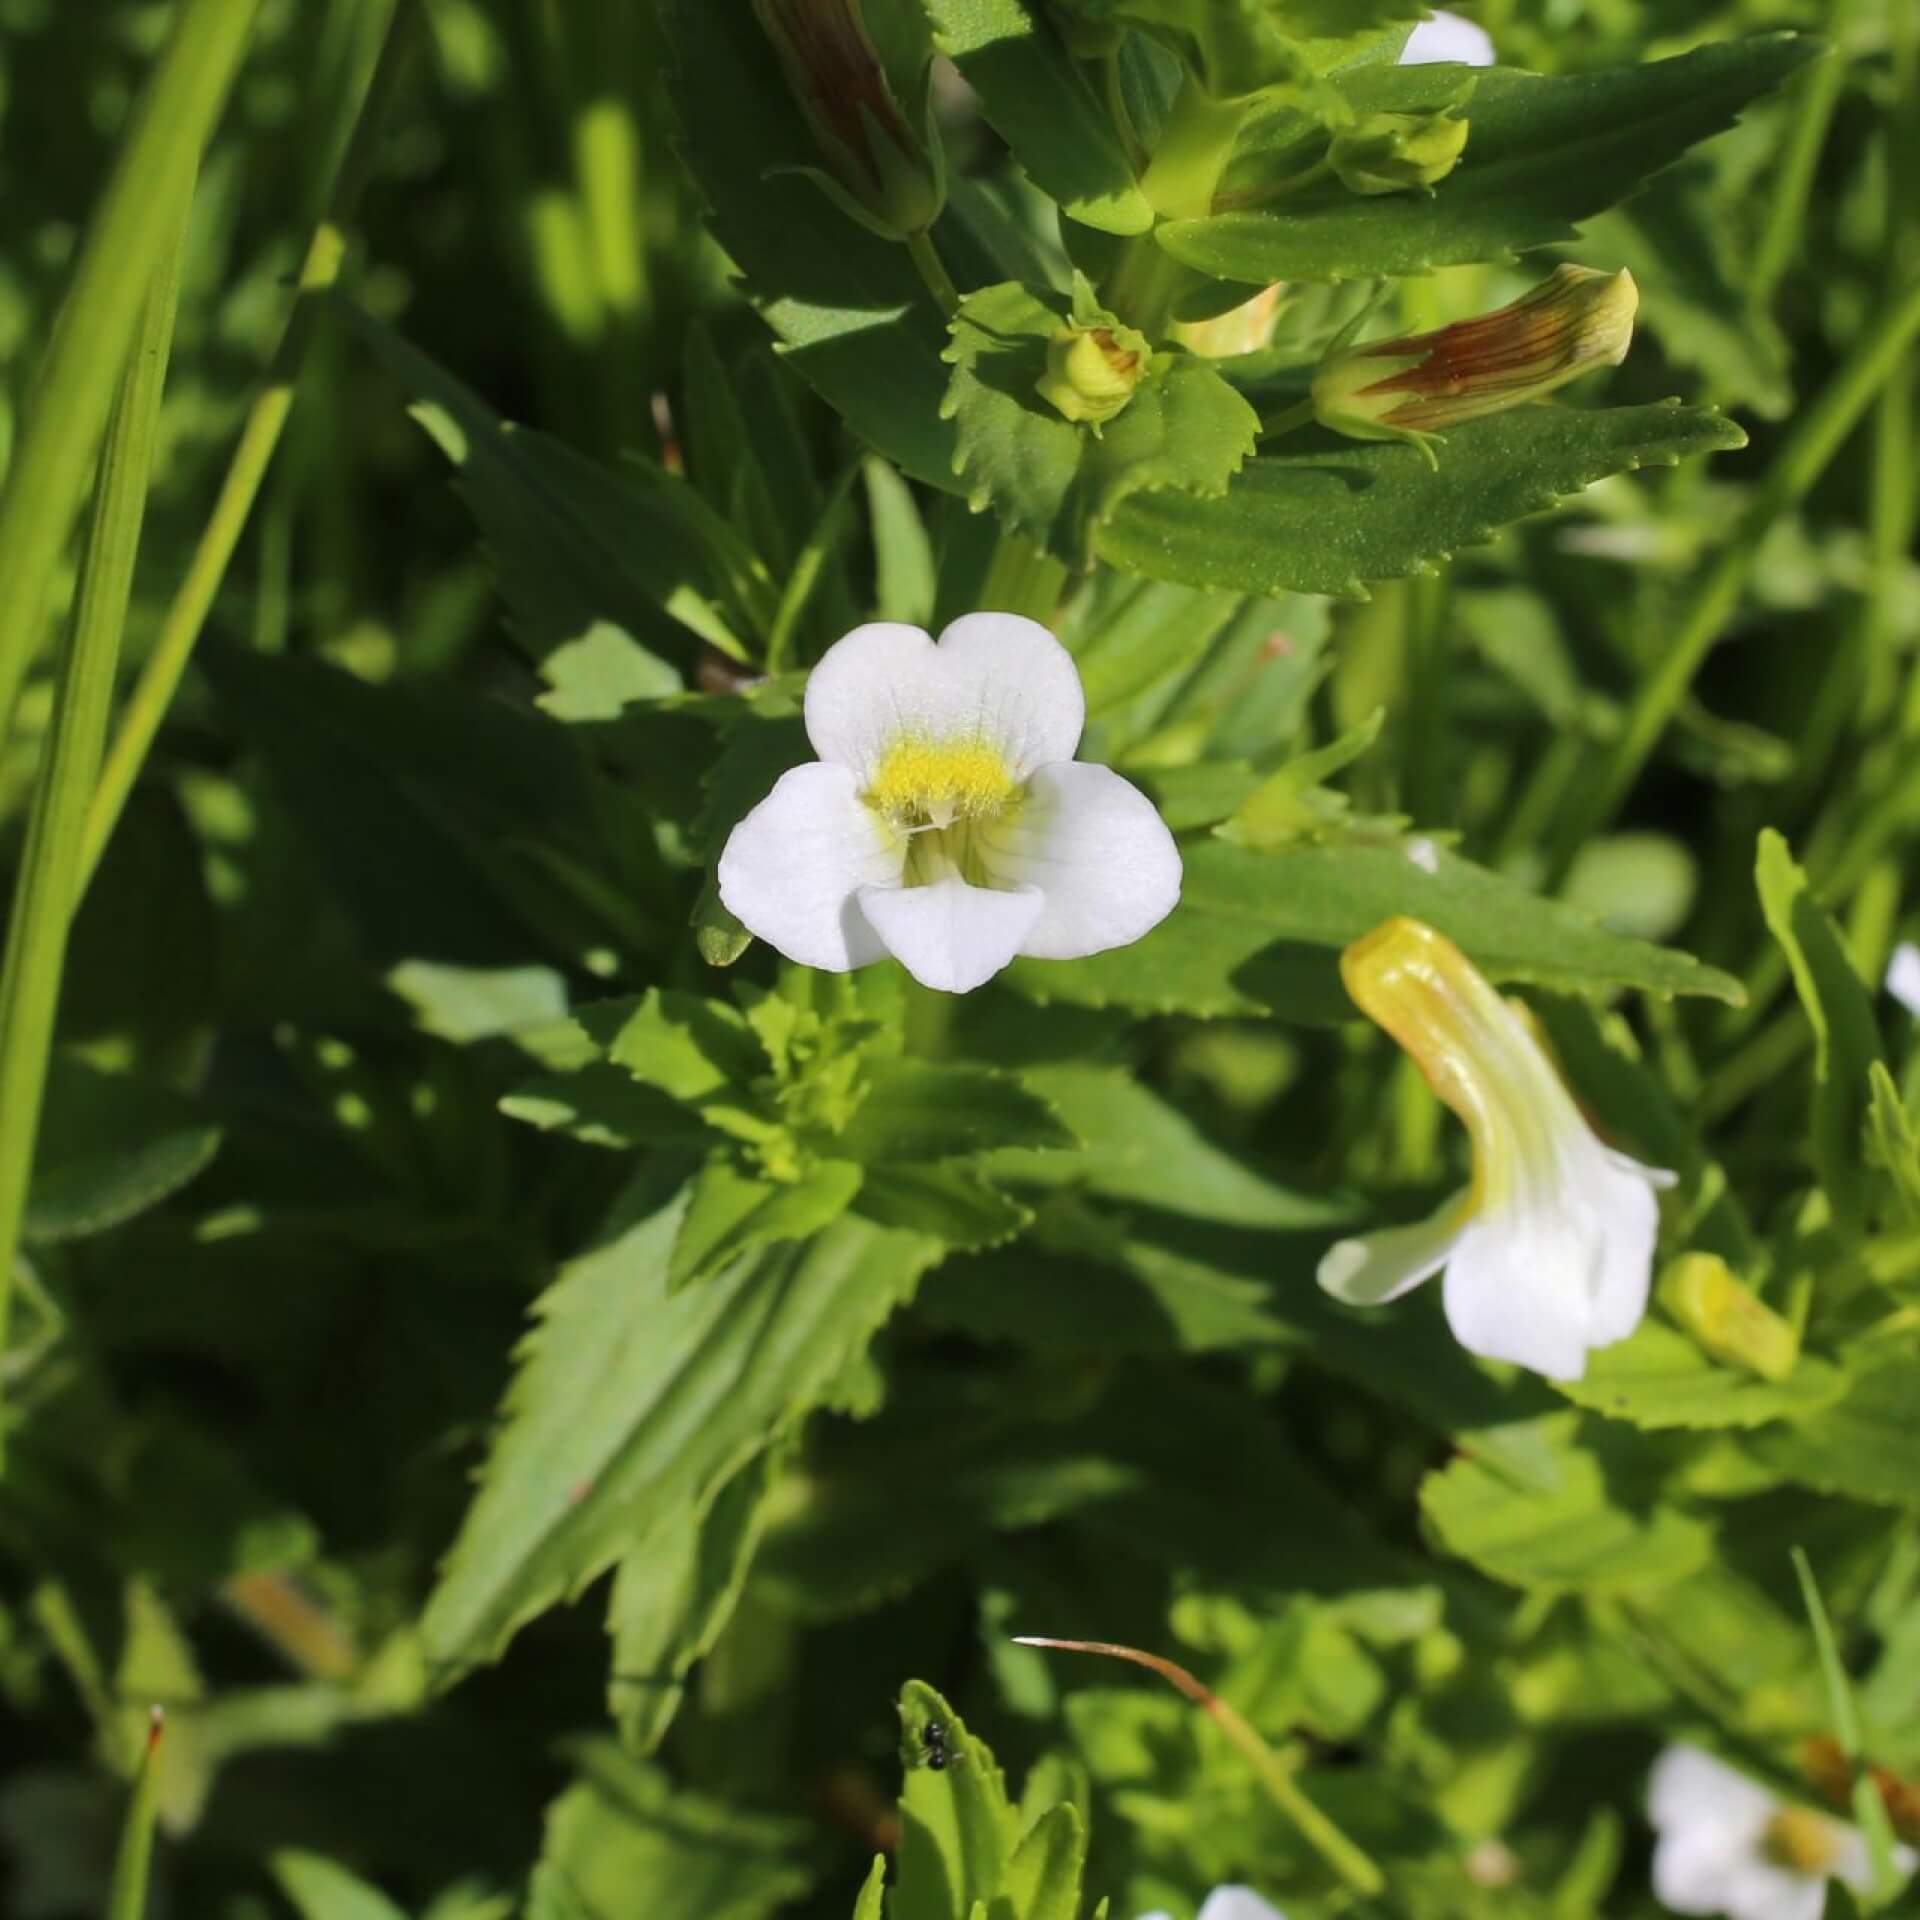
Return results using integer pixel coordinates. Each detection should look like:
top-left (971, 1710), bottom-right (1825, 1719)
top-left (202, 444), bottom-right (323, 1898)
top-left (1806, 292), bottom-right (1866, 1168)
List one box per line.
top-left (1161, 35), bottom-right (1819, 284)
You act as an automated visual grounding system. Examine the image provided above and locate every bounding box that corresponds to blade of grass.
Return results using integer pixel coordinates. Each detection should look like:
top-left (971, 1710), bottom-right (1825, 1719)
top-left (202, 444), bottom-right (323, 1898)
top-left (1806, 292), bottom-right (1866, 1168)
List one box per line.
top-left (106, 1708), bottom-right (167, 1920)
top-left (1792, 1547), bottom-right (1903, 1907)
top-left (0, 0), bottom-right (260, 752)
top-left (1748, 24), bottom-right (1850, 307)
top-left (1012, 1635), bottom-right (1385, 1896)
top-left (1547, 274), bottom-right (1920, 880)
top-left (80, 0), bottom-right (417, 891)
top-left (0, 193), bottom-right (191, 1457)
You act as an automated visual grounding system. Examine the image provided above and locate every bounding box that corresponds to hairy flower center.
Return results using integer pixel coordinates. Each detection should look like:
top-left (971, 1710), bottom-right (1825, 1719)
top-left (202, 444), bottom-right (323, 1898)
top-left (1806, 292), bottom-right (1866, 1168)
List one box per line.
top-left (1761, 1809), bottom-right (1840, 1876)
top-left (867, 737), bottom-right (1019, 829)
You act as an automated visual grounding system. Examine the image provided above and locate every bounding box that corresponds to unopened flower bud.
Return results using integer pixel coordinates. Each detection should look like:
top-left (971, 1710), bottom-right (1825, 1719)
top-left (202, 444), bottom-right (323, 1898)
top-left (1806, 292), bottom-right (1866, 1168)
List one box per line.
top-left (754, 0), bottom-right (946, 240)
top-left (1036, 319), bottom-right (1150, 427)
top-left (1659, 1252), bottom-right (1800, 1382)
top-left (1328, 110), bottom-right (1469, 195)
top-left (1311, 264), bottom-right (1638, 464)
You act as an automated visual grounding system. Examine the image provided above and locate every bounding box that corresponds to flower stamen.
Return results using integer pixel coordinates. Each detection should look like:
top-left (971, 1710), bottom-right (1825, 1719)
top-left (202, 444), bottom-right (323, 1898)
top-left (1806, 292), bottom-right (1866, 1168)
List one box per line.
top-left (866, 737), bottom-right (1019, 829)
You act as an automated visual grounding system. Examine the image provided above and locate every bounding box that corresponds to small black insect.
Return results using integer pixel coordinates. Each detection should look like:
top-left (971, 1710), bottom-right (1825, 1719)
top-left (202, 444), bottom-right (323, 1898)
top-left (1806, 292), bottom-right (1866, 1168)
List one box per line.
top-left (921, 1718), bottom-right (950, 1771)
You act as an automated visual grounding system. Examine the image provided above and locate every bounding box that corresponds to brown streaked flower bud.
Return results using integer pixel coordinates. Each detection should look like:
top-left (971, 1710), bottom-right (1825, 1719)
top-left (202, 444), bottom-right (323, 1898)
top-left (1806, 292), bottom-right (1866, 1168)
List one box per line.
top-left (1311, 265), bottom-right (1638, 465)
top-left (754, 0), bottom-right (945, 240)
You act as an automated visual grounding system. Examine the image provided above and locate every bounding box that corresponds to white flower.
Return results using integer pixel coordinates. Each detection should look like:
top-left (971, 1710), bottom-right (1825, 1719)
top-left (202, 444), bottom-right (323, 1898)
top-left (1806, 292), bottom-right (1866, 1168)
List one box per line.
top-left (1648, 1744), bottom-right (1909, 1920)
top-left (717, 614), bottom-right (1182, 994)
top-left (1140, 1890), bottom-right (1288, 1920)
top-left (1316, 916), bottom-right (1674, 1380)
top-left (1400, 10), bottom-right (1495, 65)
top-left (1886, 940), bottom-right (1920, 1017)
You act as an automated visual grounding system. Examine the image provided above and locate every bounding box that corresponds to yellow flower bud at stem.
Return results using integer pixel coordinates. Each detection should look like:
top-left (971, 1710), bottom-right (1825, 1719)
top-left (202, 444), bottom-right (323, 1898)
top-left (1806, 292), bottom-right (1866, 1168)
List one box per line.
top-left (1036, 320), bottom-right (1150, 428)
top-left (1658, 1252), bottom-right (1800, 1382)
top-left (1310, 265), bottom-right (1640, 463)
top-left (1328, 110), bottom-right (1470, 196)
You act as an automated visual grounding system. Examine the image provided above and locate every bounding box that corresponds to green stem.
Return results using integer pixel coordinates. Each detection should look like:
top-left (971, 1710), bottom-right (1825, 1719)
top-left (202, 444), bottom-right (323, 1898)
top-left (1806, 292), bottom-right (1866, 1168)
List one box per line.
top-left (80, 0), bottom-right (415, 892)
top-left (1749, 22), bottom-right (1852, 305)
top-left (1014, 1637), bottom-right (1385, 1896)
top-left (906, 228), bottom-right (960, 318)
top-left (106, 1710), bottom-right (167, 1920)
top-left (0, 192), bottom-right (190, 1455)
top-left (0, 0), bottom-right (261, 754)
top-left (1140, 73), bottom-right (1249, 220)
top-left (1258, 396), bottom-right (1316, 437)
top-left (1547, 274), bottom-right (1920, 879)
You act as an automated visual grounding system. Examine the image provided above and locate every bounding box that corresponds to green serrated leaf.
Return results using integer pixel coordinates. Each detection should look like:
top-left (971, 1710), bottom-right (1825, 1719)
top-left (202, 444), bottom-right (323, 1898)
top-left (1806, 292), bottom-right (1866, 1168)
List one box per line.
top-left (856, 1164), bottom-right (1033, 1250)
top-left (418, 1181), bottom-right (940, 1677)
top-left (1008, 837), bottom-right (1741, 1022)
top-left (944, 281), bottom-right (1258, 566)
top-left (1555, 1321), bottom-right (1846, 1432)
top-left (1747, 1350), bottom-right (1920, 1509)
top-left (1755, 830), bottom-right (1884, 1229)
top-left (1162, 36), bottom-right (1819, 282)
top-left (272, 1855), bottom-right (410, 1920)
top-left (537, 1746), bottom-right (811, 1920)
top-left (26, 1059), bottom-right (221, 1243)
top-left (1095, 402), bottom-right (1746, 597)
top-left (921, 0), bottom-right (1152, 234)
top-left (340, 302), bottom-right (758, 683)
top-left (606, 1450), bottom-right (784, 1754)
top-left (851, 1858), bottom-right (888, 1920)
top-left (837, 1059), bottom-right (1076, 1164)
top-left (669, 1157), bottom-right (864, 1291)
top-left (1420, 1413), bottom-right (1713, 1592)
top-left (992, 1801), bottom-right (1086, 1920)
top-left (896, 1681), bottom-right (1016, 1920)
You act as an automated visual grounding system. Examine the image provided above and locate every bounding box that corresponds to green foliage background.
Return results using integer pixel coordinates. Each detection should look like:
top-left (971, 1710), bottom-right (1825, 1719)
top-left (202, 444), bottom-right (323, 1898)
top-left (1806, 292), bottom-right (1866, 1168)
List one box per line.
top-left (0, 2), bottom-right (1917, 1918)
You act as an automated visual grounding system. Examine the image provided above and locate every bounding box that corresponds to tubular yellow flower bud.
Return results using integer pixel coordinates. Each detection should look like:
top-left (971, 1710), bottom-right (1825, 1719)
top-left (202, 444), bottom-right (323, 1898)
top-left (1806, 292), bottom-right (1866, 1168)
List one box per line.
top-left (1311, 265), bottom-right (1639, 463)
top-left (754, 0), bottom-right (945, 240)
top-left (1657, 1252), bottom-right (1800, 1382)
top-left (1327, 110), bottom-right (1469, 196)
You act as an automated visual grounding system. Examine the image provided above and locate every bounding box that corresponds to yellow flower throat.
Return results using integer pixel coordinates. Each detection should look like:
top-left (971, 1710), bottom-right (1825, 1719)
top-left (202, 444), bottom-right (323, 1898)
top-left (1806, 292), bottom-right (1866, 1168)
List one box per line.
top-left (866, 737), bottom-right (1019, 829)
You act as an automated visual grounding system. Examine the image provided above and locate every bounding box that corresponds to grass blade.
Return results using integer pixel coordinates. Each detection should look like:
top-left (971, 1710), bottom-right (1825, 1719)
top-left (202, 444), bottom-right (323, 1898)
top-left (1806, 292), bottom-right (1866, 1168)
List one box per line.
top-left (0, 192), bottom-right (191, 1450)
top-left (0, 0), bottom-right (261, 751)
top-left (106, 1708), bottom-right (167, 1920)
top-left (81, 0), bottom-right (417, 888)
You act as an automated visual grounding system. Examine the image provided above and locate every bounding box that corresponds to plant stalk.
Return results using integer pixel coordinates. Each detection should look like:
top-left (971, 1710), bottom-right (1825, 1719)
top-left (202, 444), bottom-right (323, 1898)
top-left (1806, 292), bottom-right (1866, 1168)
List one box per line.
top-left (1014, 1636), bottom-right (1386, 1896)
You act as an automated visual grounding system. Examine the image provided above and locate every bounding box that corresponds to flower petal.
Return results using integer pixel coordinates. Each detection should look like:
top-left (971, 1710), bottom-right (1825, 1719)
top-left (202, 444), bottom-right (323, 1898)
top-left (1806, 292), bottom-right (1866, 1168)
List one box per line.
top-left (804, 614), bottom-right (1084, 783)
top-left (1399, 10), bottom-right (1495, 65)
top-left (1585, 1150), bottom-right (1664, 1348)
top-left (717, 762), bottom-right (902, 971)
top-left (976, 762), bottom-right (1181, 960)
top-left (1196, 1892), bottom-right (1289, 1920)
top-left (1440, 1198), bottom-right (1605, 1379)
top-left (1318, 1190), bottom-right (1470, 1307)
top-left (1651, 1825), bottom-right (1761, 1918)
top-left (857, 877), bottom-right (1044, 993)
top-left (1649, 1745), bottom-right (1780, 1837)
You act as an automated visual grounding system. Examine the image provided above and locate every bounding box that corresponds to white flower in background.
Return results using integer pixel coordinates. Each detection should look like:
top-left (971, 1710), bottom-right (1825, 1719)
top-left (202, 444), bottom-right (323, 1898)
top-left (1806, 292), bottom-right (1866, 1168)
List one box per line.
top-left (1317, 916), bottom-right (1673, 1380)
top-left (1140, 1890), bottom-right (1288, 1920)
top-left (717, 614), bottom-right (1182, 994)
top-left (1400, 9), bottom-right (1495, 65)
top-left (1648, 1744), bottom-right (1907, 1920)
top-left (1885, 940), bottom-right (1920, 1017)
